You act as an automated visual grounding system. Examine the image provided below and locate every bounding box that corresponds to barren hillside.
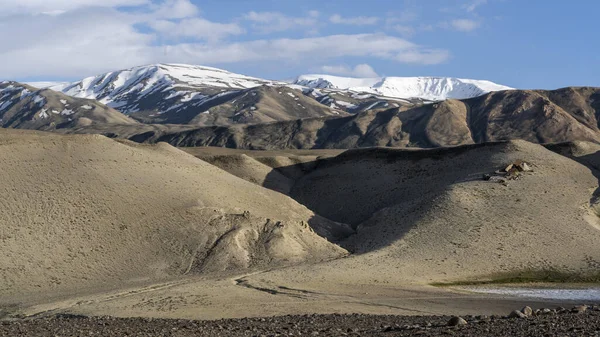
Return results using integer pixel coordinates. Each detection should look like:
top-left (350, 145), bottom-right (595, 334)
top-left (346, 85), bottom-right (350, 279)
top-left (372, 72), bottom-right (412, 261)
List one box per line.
top-left (0, 129), bottom-right (350, 303)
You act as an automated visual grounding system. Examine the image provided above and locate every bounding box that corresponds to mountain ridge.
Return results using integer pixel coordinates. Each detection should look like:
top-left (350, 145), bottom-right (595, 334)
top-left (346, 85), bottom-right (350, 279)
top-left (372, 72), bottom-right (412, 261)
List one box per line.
top-left (66, 87), bottom-right (600, 150)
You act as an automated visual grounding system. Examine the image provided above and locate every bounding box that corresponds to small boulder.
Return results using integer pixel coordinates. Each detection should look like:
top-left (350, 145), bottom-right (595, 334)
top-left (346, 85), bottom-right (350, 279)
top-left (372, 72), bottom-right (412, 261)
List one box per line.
top-left (521, 306), bottom-right (533, 317)
top-left (540, 308), bottom-right (554, 315)
top-left (447, 316), bottom-right (468, 326)
top-left (475, 315), bottom-right (489, 322)
top-left (489, 176), bottom-right (507, 184)
top-left (571, 305), bottom-right (588, 313)
top-left (520, 162), bottom-right (533, 172)
top-left (508, 310), bottom-right (527, 318)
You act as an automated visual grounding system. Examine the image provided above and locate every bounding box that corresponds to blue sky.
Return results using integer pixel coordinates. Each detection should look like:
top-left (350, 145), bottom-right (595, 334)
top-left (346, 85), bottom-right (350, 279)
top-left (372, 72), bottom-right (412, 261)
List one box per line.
top-left (0, 0), bottom-right (598, 89)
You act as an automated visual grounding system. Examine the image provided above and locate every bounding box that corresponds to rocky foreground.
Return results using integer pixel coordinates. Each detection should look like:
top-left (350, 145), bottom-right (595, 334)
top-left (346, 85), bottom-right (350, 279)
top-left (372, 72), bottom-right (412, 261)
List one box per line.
top-left (2, 305), bottom-right (600, 337)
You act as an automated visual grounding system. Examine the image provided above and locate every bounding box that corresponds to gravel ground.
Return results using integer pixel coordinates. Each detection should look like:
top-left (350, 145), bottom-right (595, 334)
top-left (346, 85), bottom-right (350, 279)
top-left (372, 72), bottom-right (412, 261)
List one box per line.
top-left (2, 305), bottom-right (600, 337)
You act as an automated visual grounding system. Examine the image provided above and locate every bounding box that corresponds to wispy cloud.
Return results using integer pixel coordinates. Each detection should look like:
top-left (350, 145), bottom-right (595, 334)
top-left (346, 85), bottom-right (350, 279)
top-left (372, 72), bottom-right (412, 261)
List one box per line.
top-left (148, 18), bottom-right (244, 42)
top-left (465, 0), bottom-right (488, 13)
top-left (320, 64), bottom-right (379, 77)
top-left (394, 49), bottom-right (450, 65)
top-left (329, 14), bottom-right (379, 25)
top-left (244, 11), bottom-right (320, 33)
top-left (0, 0), bottom-right (149, 16)
top-left (450, 19), bottom-right (480, 32)
top-left (392, 25), bottom-right (416, 37)
top-left (0, 1), bottom-right (452, 79)
top-left (160, 34), bottom-right (449, 66)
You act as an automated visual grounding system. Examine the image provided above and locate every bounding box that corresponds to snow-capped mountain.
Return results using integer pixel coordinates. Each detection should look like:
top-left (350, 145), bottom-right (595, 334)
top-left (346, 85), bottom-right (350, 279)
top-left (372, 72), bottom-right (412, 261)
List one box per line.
top-left (47, 64), bottom-right (346, 125)
top-left (0, 81), bottom-right (135, 130)
top-left (49, 64), bottom-right (279, 115)
top-left (36, 63), bottom-right (511, 125)
top-left (293, 74), bottom-right (512, 101)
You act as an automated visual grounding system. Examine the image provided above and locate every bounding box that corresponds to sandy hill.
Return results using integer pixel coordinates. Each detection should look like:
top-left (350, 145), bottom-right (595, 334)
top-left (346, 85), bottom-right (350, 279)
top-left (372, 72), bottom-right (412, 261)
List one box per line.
top-left (90, 87), bottom-right (600, 150)
top-left (251, 140), bottom-right (600, 289)
top-left (0, 129), bottom-right (351, 303)
top-left (2, 134), bottom-right (600, 318)
top-left (197, 154), bottom-right (295, 194)
top-left (0, 82), bottom-right (136, 130)
top-left (113, 140), bottom-right (600, 304)
top-left (165, 141), bottom-right (600, 285)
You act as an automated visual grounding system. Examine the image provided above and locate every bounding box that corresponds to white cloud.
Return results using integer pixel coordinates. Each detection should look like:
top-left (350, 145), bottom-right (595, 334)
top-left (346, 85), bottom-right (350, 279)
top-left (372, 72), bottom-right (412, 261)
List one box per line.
top-left (0, 0), bottom-right (148, 15)
top-left (41, 10), bottom-right (67, 16)
top-left (243, 11), bottom-right (320, 33)
top-left (329, 14), bottom-right (379, 25)
top-left (320, 64), bottom-right (379, 78)
top-left (143, 1), bottom-right (243, 42)
top-left (148, 18), bottom-right (244, 41)
top-left (0, 8), bottom-right (152, 78)
top-left (0, 1), bottom-right (451, 79)
top-left (465, 0), bottom-right (488, 12)
top-left (450, 19), bottom-right (480, 32)
top-left (158, 34), bottom-right (449, 66)
top-left (149, 0), bottom-right (199, 19)
top-left (394, 49), bottom-right (450, 65)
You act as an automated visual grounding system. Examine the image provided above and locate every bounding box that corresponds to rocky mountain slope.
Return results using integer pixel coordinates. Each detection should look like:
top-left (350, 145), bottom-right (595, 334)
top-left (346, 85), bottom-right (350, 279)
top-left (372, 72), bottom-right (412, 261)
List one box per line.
top-left (0, 82), bottom-right (136, 130)
top-left (293, 74), bottom-right (513, 100)
top-left (131, 84), bottom-right (350, 125)
top-left (89, 87), bottom-right (600, 149)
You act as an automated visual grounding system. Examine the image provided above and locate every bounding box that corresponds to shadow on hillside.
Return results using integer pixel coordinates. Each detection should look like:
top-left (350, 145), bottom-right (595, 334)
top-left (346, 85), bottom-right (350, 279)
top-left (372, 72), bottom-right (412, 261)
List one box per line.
top-left (263, 142), bottom-right (515, 254)
top-left (579, 152), bottom-right (600, 206)
top-left (545, 143), bottom-right (600, 206)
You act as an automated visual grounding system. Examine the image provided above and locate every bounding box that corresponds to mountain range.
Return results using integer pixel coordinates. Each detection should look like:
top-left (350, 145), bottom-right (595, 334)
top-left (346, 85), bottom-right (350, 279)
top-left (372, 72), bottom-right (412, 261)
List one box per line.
top-left (37, 64), bottom-right (508, 125)
top-left (70, 87), bottom-right (597, 150)
top-left (4, 63), bottom-right (600, 150)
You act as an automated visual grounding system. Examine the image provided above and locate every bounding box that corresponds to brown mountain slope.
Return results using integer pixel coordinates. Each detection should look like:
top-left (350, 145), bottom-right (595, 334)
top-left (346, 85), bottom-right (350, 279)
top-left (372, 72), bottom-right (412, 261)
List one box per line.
top-left (69, 87), bottom-right (600, 149)
top-left (0, 82), bottom-right (137, 130)
top-left (465, 88), bottom-right (600, 144)
top-left (130, 85), bottom-right (349, 125)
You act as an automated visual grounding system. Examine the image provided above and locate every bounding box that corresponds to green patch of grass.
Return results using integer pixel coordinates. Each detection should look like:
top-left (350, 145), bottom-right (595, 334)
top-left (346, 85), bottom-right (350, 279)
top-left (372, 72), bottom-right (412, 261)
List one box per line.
top-left (431, 270), bottom-right (600, 287)
top-left (0, 304), bottom-right (20, 320)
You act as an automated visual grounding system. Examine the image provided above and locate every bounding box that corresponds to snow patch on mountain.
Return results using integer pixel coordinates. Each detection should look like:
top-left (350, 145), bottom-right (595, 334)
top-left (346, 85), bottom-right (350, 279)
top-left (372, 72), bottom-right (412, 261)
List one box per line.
top-left (25, 81), bottom-right (70, 89)
top-left (293, 74), bottom-right (512, 101)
